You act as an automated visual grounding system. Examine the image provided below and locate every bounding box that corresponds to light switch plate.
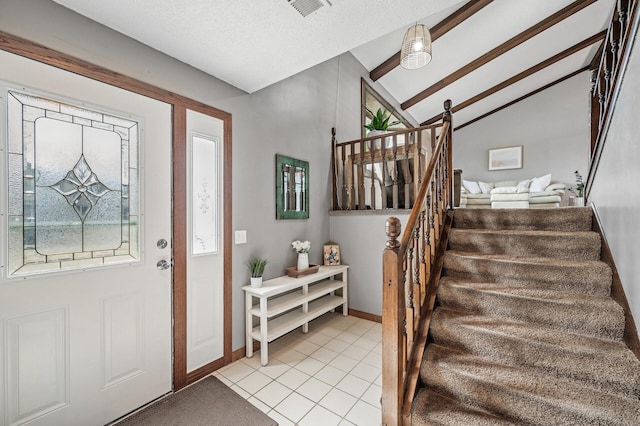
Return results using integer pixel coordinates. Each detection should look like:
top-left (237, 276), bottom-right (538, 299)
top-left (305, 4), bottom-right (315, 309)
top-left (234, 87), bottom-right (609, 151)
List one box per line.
top-left (235, 230), bottom-right (247, 244)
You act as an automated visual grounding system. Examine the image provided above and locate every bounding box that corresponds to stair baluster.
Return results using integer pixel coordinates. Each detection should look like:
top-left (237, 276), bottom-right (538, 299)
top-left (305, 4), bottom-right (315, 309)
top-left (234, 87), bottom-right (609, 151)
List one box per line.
top-left (587, 0), bottom-right (638, 198)
top-left (331, 122), bottom-right (445, 211)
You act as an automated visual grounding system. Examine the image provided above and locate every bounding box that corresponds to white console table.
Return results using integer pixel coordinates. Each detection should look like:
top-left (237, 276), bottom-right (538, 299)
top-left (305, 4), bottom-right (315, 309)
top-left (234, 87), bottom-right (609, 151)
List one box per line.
top-left (243, 265), bottom-right (349, 366)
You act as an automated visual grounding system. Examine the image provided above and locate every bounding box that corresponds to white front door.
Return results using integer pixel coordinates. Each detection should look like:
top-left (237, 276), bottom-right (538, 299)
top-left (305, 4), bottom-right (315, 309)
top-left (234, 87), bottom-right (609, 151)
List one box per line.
top-left (0, 51), bottom-right (172, 425)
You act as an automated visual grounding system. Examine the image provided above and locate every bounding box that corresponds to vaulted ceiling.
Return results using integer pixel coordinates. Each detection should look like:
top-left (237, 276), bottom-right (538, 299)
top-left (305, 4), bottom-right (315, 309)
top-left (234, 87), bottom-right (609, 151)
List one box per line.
top-left (351, 0), bottom-right (614, 128)
top-left (52, 0), bottom-right (615, 129)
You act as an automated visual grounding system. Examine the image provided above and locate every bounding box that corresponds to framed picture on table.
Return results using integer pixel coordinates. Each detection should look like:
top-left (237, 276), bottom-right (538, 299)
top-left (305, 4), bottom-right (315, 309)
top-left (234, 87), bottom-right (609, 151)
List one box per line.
top-left (323, 244), bottom-right (341, 266)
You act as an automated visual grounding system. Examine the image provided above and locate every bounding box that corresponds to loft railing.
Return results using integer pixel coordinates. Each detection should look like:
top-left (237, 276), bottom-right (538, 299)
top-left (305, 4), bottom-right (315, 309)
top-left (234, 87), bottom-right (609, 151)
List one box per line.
top-left (587, 0), bottom-right (638, 197)
top-left (331, 122), bottom-right (447, 211)
top-left (381, 101), bottom-right (453, 425)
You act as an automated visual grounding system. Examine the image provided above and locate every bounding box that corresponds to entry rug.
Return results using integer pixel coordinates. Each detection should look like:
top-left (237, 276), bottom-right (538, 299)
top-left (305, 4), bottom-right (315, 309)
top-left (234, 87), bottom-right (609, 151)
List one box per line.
top-left (115, 376), bottom-right (278, 426)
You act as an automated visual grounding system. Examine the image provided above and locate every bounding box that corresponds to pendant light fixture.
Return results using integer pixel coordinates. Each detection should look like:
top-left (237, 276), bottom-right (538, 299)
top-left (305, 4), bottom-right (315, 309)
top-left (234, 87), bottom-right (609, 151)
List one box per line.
top-left (400, 23), bottom-right (432, 70)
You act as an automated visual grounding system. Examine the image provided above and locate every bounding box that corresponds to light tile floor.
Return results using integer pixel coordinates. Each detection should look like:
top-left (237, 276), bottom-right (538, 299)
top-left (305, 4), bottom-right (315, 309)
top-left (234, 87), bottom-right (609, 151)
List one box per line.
top-left (214, 313), bottom-right (382, 426)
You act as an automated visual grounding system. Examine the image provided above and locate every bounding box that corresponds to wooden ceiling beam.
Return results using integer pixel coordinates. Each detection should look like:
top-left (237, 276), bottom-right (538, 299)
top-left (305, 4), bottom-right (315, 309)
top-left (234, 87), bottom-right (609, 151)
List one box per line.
top-left (454, 66), bottom-right (591, 131)
top-left (420, 30), bottom-right (606, 125)
top-left (369, 0), bottom-right (494, 81)
top-left (402, 0), bottom-right (597, 110)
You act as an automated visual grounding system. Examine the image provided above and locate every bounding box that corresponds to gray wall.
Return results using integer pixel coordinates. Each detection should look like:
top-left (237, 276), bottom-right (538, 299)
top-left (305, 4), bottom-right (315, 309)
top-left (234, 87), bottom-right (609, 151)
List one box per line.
top-left (453, 72), bottom-right (592, 188)
top-left (0, 0), bottom-right (404, 349)
top-left (221, 51), bottom-right (412, 345)
top-left (220, 53), bottom-right (367, 349)
top-left (329, 212), bottom-right (410, 316)
top-left (589, 24), bottom-right (640, 333)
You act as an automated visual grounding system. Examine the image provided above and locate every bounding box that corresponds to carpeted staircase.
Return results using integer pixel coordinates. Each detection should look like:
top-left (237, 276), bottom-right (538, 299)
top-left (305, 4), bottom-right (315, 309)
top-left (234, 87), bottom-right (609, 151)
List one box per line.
top-left (412, 207), bottom-right (640, 425)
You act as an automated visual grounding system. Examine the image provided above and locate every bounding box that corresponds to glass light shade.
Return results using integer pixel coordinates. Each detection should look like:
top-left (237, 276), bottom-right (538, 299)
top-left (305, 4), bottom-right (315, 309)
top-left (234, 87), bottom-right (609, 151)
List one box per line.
top-left (400, 24), bottom-right (432, 70)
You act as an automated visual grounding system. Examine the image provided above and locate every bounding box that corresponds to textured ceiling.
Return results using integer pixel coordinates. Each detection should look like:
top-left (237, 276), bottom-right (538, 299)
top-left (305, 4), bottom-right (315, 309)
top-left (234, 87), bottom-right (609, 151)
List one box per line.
top-left (51, 0), bottom-right (615, 127)
top-left (51, 0), bottom-right (463, 93)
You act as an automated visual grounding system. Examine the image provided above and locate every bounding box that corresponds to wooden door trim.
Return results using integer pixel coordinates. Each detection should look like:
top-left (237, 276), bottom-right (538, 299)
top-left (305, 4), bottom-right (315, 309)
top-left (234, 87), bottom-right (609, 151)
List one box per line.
top-left (0, 30), bottom-right (233, 392)
top-left (173, 105), bottom-right (188, 389)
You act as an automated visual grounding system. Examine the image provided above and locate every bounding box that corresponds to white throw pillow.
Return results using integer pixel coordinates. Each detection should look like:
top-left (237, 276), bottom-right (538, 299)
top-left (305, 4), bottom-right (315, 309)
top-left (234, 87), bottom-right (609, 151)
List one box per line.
top-left (517, 179), bottom-right (532, 193)
top-left (478, 181), bottom-right (495, 194)
top-left (530, 174), bottom-right (551, 192)
top-left (463, 180), bottom-right (481, 194)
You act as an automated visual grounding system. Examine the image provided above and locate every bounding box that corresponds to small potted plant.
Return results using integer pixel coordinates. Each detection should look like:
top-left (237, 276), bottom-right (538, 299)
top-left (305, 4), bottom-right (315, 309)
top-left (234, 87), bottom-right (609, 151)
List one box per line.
top-left (364, 107), bottom-right (401, 133)
top-left (364, 107), bottom-right (401, 149)
top-left (571, 170), bottom-right (585, 206)
top-left (247, 258), bottom-right (267, 288)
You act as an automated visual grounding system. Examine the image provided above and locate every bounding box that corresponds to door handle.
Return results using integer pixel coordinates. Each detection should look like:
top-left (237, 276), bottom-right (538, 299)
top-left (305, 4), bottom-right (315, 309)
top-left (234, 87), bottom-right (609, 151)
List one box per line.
top-left (157, 259), bottom-right (172, 270)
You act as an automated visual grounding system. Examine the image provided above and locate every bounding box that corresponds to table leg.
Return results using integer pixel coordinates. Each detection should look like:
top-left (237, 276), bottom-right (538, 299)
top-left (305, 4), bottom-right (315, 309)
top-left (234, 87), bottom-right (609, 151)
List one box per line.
top-left (246, 293), bottom-right (253, 358)
top-left (302, 283), bottom-right (309, 333)
top-left (342, 272), bottom-right (348, 316)
top-left (260, 296), bottom-right (268, 366)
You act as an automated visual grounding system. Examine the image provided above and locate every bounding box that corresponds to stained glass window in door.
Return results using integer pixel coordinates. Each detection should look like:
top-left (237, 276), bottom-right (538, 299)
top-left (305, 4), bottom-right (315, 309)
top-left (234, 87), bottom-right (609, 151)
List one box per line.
top-left (6, 90), bottom-right (139, 277)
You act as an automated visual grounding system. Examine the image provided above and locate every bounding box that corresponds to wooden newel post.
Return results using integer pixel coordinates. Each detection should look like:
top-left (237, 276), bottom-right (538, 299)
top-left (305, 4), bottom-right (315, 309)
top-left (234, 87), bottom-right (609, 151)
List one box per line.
top-left (382, 217), bottom-right (403, 426)
top-left (443, 99), bottom-right (452, 120)
top-left (385, 217), bottom-right (401, 250)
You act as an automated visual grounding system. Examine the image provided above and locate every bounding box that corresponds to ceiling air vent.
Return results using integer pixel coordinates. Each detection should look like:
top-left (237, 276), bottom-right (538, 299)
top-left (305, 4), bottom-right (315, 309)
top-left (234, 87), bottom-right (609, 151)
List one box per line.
top-left (289, 0), bottom-right (324, 17)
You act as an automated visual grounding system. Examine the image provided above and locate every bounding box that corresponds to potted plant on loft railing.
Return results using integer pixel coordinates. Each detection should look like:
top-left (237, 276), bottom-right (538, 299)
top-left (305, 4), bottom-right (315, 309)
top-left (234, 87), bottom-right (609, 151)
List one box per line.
top-left (364, 107), bottom-right (401, 133)
top-left (364, 107), bottom-right (401, 150)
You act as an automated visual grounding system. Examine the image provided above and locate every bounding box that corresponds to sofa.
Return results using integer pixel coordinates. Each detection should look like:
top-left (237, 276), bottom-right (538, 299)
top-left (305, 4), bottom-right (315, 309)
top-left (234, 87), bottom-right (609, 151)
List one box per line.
top-left (460, 174), bottom-right (565, 209)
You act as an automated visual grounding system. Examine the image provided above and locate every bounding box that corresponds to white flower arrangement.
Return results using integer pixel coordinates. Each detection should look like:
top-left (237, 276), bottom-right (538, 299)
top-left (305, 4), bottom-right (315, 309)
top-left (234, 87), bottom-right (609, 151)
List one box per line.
top-left (291, 240), bottom-right (311, 253)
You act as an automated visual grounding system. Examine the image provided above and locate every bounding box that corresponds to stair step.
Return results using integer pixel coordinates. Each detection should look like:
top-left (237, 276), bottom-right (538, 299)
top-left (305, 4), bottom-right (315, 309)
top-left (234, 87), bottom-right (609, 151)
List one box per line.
top-left (412, 389), bottom-right (518, 426)
top-left (437, 278), bottom-right (624, 340)
top-left (453, 206), bottom-right (592, 232)
top-left (421, 344), bottom-right (640, 425)
top-left (448, 228), bottom-right (601, 260)
top-left (429, 307), bottom-right (640, 398)
top-left (443, 251), bottom-right (612, 297)
top-left (412, 207), bottom-right (640, 424)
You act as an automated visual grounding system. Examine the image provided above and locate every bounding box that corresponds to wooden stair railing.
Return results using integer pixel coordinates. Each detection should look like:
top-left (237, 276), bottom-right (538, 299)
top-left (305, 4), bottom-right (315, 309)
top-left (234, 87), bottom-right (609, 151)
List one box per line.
top-left (331, 122), bottom-right (446, 211)
top-left (587, 0), bottom-right (638, 198)
top-left (381, 100), bottom-right (453, 426)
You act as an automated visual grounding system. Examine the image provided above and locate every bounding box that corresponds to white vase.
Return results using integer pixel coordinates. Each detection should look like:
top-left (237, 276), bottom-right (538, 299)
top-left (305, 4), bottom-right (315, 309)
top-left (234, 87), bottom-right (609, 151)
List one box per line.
top-left (367, 129), bottom-right (393, 149)
top-left (250, 276), bottom-right (263, 288)
top-left (297, 252), bottom-right (309, 271)
top-left (575, 196), bottom-right (584, 207)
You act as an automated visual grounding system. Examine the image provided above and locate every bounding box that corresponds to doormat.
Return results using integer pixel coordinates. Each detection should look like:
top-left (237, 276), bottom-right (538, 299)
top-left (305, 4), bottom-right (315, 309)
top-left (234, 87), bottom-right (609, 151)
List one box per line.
top-left (114, 376), bottom-right (278, 426)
